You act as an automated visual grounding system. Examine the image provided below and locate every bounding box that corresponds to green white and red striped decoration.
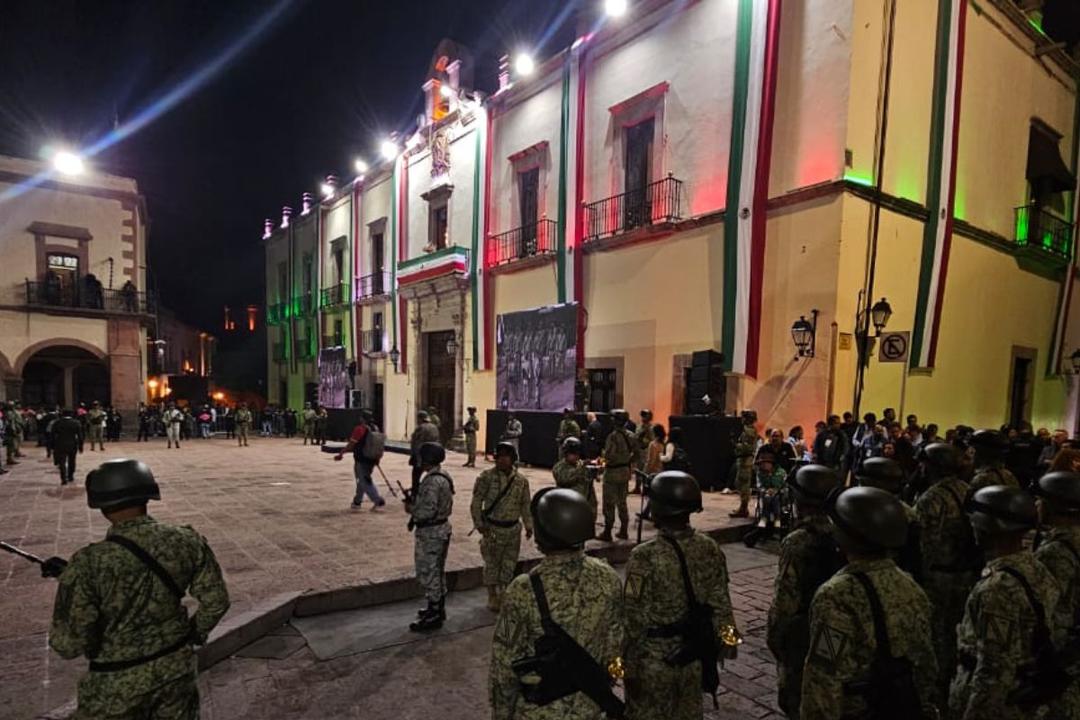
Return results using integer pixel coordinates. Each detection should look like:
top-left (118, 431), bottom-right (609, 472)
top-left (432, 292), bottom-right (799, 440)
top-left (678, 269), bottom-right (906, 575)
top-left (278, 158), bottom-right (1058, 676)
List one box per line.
top-left (721, 0), bottom-right (783, 378)
top-left (912, 0), bottom-right (967, 369)
top-left (1049, 115), bottom-right (1080, 375)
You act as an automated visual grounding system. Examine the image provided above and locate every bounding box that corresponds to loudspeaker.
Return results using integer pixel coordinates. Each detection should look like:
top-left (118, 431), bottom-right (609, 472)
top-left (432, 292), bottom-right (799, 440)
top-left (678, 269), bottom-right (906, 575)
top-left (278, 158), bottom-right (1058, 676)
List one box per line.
top-left (668, 414), bottom-right (741, 490)
top-left (686, 349), bottom-right (725, 414)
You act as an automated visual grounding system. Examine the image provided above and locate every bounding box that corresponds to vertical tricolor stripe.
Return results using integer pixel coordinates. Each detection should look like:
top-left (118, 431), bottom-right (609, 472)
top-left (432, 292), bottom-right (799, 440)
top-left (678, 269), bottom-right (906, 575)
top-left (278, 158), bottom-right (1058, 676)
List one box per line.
top-left (1049, 100), bottom-right (1080, 375)
top-left (912, 0), bottom-right (967, 369)
top-left (470, 105), bottom-right (490, 371)
top-left (572, 46), bottom-right (588, 367)
top-left (389, 160), bottom-right (399, 364)
top-left (398, 154), bottom-right (409, 371)
top-left (556, 58), bottom-right (572, 304)
top-left (721, 0), bottom-right (782, 378)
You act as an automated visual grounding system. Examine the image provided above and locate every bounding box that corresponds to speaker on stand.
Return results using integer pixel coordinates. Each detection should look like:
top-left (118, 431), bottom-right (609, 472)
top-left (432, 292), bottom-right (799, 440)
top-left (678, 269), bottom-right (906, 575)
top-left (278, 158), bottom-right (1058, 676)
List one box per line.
top-left (685, 349), bottom-right (725, 414)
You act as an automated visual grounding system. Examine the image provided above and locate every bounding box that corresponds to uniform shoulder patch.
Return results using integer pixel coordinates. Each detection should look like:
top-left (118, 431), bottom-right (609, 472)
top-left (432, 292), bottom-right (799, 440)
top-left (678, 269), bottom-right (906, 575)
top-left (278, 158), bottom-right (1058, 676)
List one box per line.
top-left (808, 623), bottom-right (849, 672)
top-left (981, 612), bottom-right (1013, 647)
top-left (625, 572), bottom-right (645, 600)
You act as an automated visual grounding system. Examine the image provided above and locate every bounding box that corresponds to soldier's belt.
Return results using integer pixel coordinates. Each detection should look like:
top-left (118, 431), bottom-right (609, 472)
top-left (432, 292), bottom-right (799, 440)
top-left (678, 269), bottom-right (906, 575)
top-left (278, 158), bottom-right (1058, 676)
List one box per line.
top-left (485, 518), bottom-right (519, 529)
top-left (89, 632), bottom-right (191, 673)
top-left (414, 518), bottom-right (449, 529)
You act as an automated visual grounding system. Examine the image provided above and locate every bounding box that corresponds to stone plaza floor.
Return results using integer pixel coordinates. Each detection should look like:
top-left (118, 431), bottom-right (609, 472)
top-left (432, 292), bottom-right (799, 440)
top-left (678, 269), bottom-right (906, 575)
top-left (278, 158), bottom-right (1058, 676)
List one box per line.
top-left (0, 435), bottom-right (754, 720)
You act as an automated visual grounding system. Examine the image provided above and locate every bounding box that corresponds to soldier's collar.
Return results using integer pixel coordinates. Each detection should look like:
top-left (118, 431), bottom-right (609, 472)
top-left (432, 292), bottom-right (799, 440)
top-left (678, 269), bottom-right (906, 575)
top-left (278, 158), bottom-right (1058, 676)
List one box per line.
top-left (659, 526), bottom-right (694, 540)
top-left (839, 557), bottom-right (894, 574)
top-left (106, 515), bottom-right (157, 534)
top-left (540, 549), bottom-right (586, 565)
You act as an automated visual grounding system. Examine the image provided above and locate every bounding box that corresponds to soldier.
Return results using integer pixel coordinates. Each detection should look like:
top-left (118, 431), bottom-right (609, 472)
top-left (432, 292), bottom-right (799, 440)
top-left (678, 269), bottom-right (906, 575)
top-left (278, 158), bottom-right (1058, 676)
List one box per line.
top-left (302, 402), bottom-right (316, 445)
top-left (623, 470), bottom-right (739, 717)
top-left (52, 409), bottom-right (83, 485)
top-left (472, 442), bottom-right (533, 612)
top-left (85, 401), bottom-right (106, 451)
top-left (730, 410), bottom-right (760, 518)
top-left (801, 486), bottom-right (938, 719)
top-left (409, 411), bottom-right (441, 495)
top-left (633, 409), bottom-right (655, 494)
top-left (136, 402), bottom-right (152, 442)
top-left (3, 402), bottom-right (19, 466)
top-left (489, 487), bottom-right (624, 719)
top-left (553, 436), bottom-right (598, 522)
top-left (234, 402), bottom-right (253, 447)
top-left (163, 402), bottom-right (183, 449)
top-left (950, 485), bottom-right (1062, 719)
top-left (407, 442), bottom-right (454, 632)
top-left (767, 464), bottom-right (842, 719)
top-left (968, 429), bottom-right (1019, 490)
top-left (502, 412), bottom-right (523, 458)
top-left (47, 459), bottom-right (230, 719)
top-left (314, 406), bottom-right (329, 446)
top-left (463, 406), bottom-right (480, 467)
top-left (556, 408), bottom-right (581, 453)
top-left (914, 442), bottom-right (979, 702)
top-left (857, 456), bottom-right (922, 579)
top-left (600, 409), bottom-right (639, 541)
top-left (427, 405), bottom-right (442, 430)
top-left (10, 401), bottom-right (27, 459)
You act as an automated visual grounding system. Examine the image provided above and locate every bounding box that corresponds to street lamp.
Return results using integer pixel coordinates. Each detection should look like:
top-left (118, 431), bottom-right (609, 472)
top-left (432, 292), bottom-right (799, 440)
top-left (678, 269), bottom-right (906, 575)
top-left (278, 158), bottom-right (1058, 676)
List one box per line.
top-left (514, 53), bottom-right (535, 77)
top-left (52, 150), bottom-right (84, 176)
top-left (870, 297), bottom-right (892, 335)
top-left (389, 345), bottom-right (401, 371)
top-left (791, 310), bottom-right (819, 358)
top-left (445, 335), bottom-right (459, 356)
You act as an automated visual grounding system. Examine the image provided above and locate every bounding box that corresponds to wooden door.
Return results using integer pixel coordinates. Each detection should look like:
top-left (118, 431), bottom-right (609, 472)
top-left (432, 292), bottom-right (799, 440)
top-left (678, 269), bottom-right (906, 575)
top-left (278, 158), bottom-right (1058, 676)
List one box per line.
top-left (425, 330), bottom-right (456, 443)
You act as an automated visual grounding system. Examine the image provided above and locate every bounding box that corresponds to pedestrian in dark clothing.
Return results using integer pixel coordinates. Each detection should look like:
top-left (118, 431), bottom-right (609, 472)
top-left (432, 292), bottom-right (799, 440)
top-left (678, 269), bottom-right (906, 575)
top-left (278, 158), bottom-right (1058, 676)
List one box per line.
top-left (51, 410), bottom-right (83, 485)
top-left (812, 415), bottom-right (850, 474)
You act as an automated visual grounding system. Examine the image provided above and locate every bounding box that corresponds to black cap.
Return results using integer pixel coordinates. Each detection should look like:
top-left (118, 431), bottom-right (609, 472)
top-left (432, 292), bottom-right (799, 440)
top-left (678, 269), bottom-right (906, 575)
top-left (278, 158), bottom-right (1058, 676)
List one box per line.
top-left (648, 471), bottom-right (703, 517)
top-left (612, 409), bottom-right (629, 422)
top-left (495, 441), bottom-right (518, 462)
top-left (561, 437), bottom-right (583, 456)
top-left (789, 464), bottom-right (840, 503)
top-left (966, 485), bottom-right (1036, 534)
top-left (919, 443), bottom-right (962, 477)
top-left (856, 457), bottom-right (905, 495)
top-left (969, 429), bottom-right (1009, 451)
top-left (86, 459), bottom-right (160, 511)
top-left (828, 486), bottom-right (908, 550)
top-left (1034, 471), bottom-right (1080, 514)
top-left (640, 409), bottom-right (653, 419)
top-left (418, 442), bottom-right (446, 468)
top-left (531, 488), bottom-right (595, 552)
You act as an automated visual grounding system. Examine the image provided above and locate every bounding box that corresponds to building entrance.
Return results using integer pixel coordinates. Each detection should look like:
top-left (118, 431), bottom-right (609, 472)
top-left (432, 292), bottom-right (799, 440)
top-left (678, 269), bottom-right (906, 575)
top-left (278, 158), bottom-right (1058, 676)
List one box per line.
top-left (424, 330), bottom-right (456, 444)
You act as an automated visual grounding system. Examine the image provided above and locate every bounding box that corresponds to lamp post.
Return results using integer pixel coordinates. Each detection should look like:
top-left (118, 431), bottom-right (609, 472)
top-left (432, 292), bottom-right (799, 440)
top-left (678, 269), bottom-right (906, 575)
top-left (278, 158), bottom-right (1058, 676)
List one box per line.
top-left (445, 335), bottom-right (459, 357)
top-left (389, 345), bottom-right (401, 372)
top-left (791, 310), bottom-right (819, 358)
top-left (870, 298), bottom-right (893, 335)
top-left (853, 294), bottom-right (893, 417)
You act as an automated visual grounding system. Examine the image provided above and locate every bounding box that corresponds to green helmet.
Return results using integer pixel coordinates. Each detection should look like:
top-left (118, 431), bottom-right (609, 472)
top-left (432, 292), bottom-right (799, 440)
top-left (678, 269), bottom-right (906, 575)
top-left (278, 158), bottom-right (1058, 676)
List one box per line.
top-left (561, 436), bottom-right (583, 457)
top-left (418, 442), bottom-right (446, 468)
top-left (648, 471), bottom-right (703, 517)
top-left (966, 485), bottom-right (1036, 534)
top-left (531, 488), bottom-right (595, 551)
top-left (789, 464), bottom-right (840, 504)
top-left (611, 408), bottom-right (629, 423)
top-left (1034, 471), bottom-right (1080, 515)
top-left (828, 486), bottom-right (908, 551)
top-left (919, 443), bottom-right (962, 480)
top-left (86, 459), bottom-right (160, 511)
top-left (856, 457), bottom-right (905, 496)
top-left (495, 441), bottom-right (518, 462)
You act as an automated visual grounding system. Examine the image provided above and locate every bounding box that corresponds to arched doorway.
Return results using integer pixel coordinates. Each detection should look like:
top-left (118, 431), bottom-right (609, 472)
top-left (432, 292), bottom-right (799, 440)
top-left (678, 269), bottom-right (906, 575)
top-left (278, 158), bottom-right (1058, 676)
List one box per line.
top-left (21, 345), bottom-right (110, 409)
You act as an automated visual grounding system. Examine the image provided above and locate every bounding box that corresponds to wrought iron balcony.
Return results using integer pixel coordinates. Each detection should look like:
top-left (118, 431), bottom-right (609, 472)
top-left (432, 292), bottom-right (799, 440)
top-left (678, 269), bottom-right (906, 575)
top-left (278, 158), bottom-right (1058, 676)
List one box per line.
top-left (1014, 205), bottom-right (1074, 259)
top-left (291, 291), bottom-right (316, 318)
top-left (356, 272), bottom-right (391, 301)
top-left (296, 339), bottom-right (316, 360)
top-left (322, 333), bottom-right (345, 348)
top-left (319, 283), bottom-right (350, 309)
top-left (25, 280), bottom-right (155, 315)
top-left (584, 175), bottom-right (683, 242)
top-left (361, 329), bottom-right (385, 355)
top-left (490, 218), bottom-right (558, 266)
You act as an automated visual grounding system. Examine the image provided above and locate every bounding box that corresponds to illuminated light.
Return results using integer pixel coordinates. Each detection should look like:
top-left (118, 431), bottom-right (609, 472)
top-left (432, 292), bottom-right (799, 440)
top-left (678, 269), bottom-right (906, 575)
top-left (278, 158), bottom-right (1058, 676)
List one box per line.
top-left (380, 139), bottom-right (399, 161)
top-left (354, 158), bottom-right (368, 174)
top-left (514, 53), bottom-right (535, 77)
top-left (439, 84), bottom-right (454, 99)
top-left (148, 379), bottom-right (159, 389)
top-left (52, 150), bottom-right (84, 176)
top-left (213, 391), bottom-right (225, 401)
top-left (605, 0), bottom-right (628, 18)
top-left (843, 172), bottom-right (874, 187)
top-left (320, 182), bottom-right (334, 198)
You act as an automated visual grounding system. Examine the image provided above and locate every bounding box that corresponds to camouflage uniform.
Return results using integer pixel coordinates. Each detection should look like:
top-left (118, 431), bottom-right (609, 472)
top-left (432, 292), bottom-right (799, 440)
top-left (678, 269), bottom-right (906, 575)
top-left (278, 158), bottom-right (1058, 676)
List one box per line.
top-left (411, 467), bottom-right (454, 603)
top-left (490, 551), bottom-right (623, 719)
top-left (766, 514), bottom-right (837, 719)
top-left (602, 427), bottom-right (639, 533)
top-left (623, 527), bottom-right (737, 719)
top-left (87, 407), bottom-right (106, 450)
top-left (552, 458), bottom-right (597, 520)
top-left (1033, 527), bottom-right (1080, 719)
top-left (464, 413), bottom-right (480, 467)
top-left (633, 421), bottom-right (654, 471)
top-left (302, 407), bottom-right (316, 444)
top-left (949, 551), bottom-right (1062, 720)
top-left (49, 515), bottom-right (230, 720)
top-left (409, 420), bottom-right (442, 493)
top-left (915, 476), bottom-right (979, 701)
top-left (801, 558), bottom-right (938, 720)
top-left (471, 467), bottom-right (533, 589)
top-left (969, 463), bottom-right (1020, 491)
top-left (556, 418), bottom-right (581, 449)
top-left (734, 425), bottom-right (759, 506)
top-left (234, 407), bottom-right (252, 446)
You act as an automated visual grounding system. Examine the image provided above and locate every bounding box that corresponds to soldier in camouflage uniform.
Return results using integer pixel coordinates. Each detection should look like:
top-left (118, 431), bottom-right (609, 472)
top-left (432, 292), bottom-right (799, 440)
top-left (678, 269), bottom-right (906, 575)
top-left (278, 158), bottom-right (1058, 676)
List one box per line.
top-left (301, 402), bottom-right (316, 445)
top-left (409, 411), bottom-right (441, 495)
top-left (600, 409), bottom-right (639, 541)
top-left (767, 464), bottom-right (842, 720)
top-left (1032, 471), bottom-right (1080, 719)
top-left (489, 487), bottom-right (623, 719)
top-left (623, 470), bottom-right (738, 719)
top-left (968, 429), bottom-right (1019, 491)
top-left (472, 441), bottom-right (533, 612)
top-left (426, 406), bottom-right (442, 430)
top-left (914, 442), bottom-right (979, 703)
top-left (801, 487), bottom-right (938, 720)
top-left (632, 410), bottom-right (655, 493)
top-left (234, 403), bottom-right (253, 447)
top-left (87, 401), bottom-right (106, 451)
top-left (857, 457), bottom-right (923, 579)
top-left (950, 485), bottom-right (1062, 720)
top-left (463, 406), bottom-right (480, 467)
top-left (47, 459), bottom-right (230, 719)
top-left (407, 442), bottom-right (455, 632)
top-left (731, 411), bottom-right (760, 518)
top-left (552, 437), bottom-right (597, 523)
top-left (555, 408), bottom-right (581, 454)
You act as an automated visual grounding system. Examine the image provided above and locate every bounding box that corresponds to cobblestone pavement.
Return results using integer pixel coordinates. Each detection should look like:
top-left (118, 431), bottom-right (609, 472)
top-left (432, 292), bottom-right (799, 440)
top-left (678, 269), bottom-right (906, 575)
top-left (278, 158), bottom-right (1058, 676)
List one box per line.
top-left (0, 436), bottom-right (746, 720)
top-left (195, 542), bottom-right (783, 720)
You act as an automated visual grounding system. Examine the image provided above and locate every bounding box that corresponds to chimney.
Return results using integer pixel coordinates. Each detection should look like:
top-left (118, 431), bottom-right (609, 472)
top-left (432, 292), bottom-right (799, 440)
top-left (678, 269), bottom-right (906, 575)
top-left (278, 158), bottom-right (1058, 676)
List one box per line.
top-left (325, 175), bottom-right (339, 194)
top-left (281, 205), bottom-right (292, 228)
top-left (301, 192), bottom-right (313, 215)
top-left (263, 218), bottom-right (273, 239)
top-left (497, 55), bottom-right (510, 92)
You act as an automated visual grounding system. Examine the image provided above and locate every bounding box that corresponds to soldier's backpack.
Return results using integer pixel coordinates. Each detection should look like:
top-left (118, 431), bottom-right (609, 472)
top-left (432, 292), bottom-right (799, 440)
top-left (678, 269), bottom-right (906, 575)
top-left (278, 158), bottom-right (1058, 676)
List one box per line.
top-left (846, 572), bottom-right (924, 720)
top-left (360, 425), bottom-right (386, 464)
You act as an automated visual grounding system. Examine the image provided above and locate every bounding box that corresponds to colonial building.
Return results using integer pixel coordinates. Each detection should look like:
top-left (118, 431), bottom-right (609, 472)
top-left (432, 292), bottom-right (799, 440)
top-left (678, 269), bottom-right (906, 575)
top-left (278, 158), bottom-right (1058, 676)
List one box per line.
top-left (0, 153), bottom-right (153, 415)
top-left (264, 0), bottom-right (1080, 445)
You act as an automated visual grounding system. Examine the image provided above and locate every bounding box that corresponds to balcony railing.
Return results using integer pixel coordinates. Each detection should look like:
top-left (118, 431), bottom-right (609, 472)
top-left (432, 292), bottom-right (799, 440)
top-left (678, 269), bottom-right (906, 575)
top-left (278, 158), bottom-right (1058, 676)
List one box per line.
top-left (490, 218), bottom-right (558, 266)
top-left (25, 281), bottom-right (155, 314)
top-left (361, 329), bottom-right (385, 354)
top-left (322, 333), bottom-right (345, 348)
top-left (356, 272), bottom-right (391, 301)
top-left (584, 175), bottom-right (683, 242)
top-left (296, 339), bottom-right (315, 360)
top-left (267, 302), bottom-right (285, 325)
top-left (1015, 205), bottom-right (1074, 259)
top-left (319, 283), bottom-right (350, 308)
top-left (291, 291), bottom-right (315, 318)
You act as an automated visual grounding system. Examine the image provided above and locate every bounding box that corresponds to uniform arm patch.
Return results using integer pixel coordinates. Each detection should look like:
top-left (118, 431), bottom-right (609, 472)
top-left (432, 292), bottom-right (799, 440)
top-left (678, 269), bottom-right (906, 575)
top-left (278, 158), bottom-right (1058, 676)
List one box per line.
top-left (624, 572), bottom-right (645, 600)
top-left (808, 623), bottom-right (850, 672)
top-left (980, 612), bottom-right (1013, 648)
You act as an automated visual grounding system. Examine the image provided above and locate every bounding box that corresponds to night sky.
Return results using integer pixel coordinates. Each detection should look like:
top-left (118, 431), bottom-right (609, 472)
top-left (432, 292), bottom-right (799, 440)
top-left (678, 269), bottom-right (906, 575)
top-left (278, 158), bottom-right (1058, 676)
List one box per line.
top-left (1, 0), bottom-right (1077, 335)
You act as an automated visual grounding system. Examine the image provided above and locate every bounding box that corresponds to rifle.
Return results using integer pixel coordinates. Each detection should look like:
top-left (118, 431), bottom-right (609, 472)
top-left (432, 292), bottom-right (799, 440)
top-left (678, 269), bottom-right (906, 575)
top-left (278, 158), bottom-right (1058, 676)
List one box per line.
top-left (1, 541), bottom-right (44, 565)
top-left (633, 469), bottom-right (653, 545)
top-left (375, 465), bottom-right (398, 499)
top-left (2, 541), bottom-right (67, 578)
top-left (395, 479), bottom-right (414, 505)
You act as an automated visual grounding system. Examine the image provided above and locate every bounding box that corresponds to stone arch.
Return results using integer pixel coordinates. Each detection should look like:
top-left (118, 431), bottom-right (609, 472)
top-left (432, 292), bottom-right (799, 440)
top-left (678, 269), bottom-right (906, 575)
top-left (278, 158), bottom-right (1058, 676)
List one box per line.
top-left (14, 338), bottom-right (108, 375)
top-left (0, 349), bottom-right (12, 378)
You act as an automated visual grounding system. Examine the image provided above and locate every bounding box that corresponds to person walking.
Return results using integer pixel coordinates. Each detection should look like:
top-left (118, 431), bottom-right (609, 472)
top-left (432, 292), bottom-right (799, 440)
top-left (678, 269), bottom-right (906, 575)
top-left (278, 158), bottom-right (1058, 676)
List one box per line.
top-left (463, 406), bottom-right (480, 467)
top-left (407, 442), bottom-right (454, 632)
top-left (730, 411), bottom-right (760, 518)
top-left (633, 409), bottom-right (655, 493)
top-left (471, 442), bottom-right (532, 611)
top-left (163, 403), bottom-right (183, 449)
top-left (46, 459), bottom-right (230, 719)
top-left (335, 411), bottom-right (386, 512)
top-left (51, 409), bottom-right (83, 485)
top-left (234, 403), bottom-right (253, 447)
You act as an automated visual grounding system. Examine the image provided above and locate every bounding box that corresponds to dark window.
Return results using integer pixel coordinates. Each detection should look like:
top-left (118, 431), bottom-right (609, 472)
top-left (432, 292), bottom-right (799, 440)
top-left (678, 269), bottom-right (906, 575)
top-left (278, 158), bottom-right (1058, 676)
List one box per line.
top-left (45, 253), bottom-right (79, 304)
top-left (624, 118), bottom-right (655, 229)
top-left (302, 254), bottom-right (313, 294)
top-left (372, 312), bottom-right (384, 352)
top-left (587, 368), bottom-right (617, 412)
top-left (371, 232), bottom-right (385, 294)
top-left (429, 203), bottom-right (449, 250)
top-left (518, 167), bottom-right (540, 254)
top-left (333, 318), bottom-right (343, 347)
top-left (333, 247), bottom-right (345, 284)
top-left (1026, 121), bottom-right (1074, 211)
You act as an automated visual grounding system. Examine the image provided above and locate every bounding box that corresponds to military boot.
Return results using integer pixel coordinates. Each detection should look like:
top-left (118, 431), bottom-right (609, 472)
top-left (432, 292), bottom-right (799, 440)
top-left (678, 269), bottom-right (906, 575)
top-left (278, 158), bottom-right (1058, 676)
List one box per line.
top-left (416, 600), bottom-right (438, 620)
top-left (597, 525), bottom-right (613, 542)
top-left (409, 602), bottom-right (445, 632)
top-left (486, 585), bottom-right (500, 612)
top-left (729, 502), bottom-right (749, 518)
top-left (615, 525), bottom-right (629, 540)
